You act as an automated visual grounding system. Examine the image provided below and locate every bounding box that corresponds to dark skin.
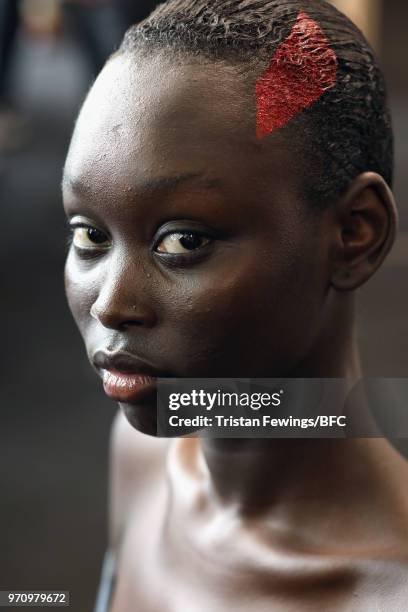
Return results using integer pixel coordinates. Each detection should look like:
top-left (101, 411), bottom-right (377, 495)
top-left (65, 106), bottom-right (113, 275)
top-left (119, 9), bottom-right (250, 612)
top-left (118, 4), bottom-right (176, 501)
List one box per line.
top-left (63, 53), bottom-right (407, 611)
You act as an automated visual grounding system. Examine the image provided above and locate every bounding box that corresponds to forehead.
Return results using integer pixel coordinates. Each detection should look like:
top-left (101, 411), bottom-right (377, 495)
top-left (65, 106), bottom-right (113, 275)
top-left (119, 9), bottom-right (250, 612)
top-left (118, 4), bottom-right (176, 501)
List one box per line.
top-left (64, 52), bottom-right (296, 203)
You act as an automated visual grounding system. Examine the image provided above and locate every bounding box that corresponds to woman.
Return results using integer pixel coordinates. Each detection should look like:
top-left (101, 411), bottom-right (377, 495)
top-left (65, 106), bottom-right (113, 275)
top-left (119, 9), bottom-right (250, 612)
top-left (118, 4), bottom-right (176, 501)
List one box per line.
top-left (63, 1), bottom-right (408, 609)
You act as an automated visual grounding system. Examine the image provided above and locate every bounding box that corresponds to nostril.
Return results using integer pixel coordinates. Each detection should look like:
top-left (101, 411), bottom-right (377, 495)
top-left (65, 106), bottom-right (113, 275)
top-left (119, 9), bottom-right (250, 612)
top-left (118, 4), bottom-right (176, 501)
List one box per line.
top-left (120, 319), bottom-right (145, 329)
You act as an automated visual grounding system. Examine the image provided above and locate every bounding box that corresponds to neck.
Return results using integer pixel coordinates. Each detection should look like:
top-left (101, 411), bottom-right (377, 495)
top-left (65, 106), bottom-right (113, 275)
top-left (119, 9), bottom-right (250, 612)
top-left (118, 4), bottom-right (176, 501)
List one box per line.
top-left (199, 294), bottom-right (361, 510)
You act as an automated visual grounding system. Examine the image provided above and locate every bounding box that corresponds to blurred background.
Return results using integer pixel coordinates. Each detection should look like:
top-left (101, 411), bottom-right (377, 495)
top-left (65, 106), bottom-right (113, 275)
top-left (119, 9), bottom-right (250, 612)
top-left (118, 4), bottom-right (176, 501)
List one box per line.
top-left (0, 1), bottom-right (406, 610)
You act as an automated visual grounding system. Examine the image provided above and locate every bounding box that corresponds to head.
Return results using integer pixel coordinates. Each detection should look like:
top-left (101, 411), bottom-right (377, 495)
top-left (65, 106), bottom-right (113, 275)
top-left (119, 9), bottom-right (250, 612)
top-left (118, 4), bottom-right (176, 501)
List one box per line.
top-left (63, 0), bottom-right (397, 434)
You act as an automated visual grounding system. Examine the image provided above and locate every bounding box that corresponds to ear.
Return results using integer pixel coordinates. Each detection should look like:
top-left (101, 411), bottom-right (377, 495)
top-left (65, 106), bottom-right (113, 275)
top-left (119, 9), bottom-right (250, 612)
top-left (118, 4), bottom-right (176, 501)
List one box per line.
top-left (330, 172), bottom-right (398, 291)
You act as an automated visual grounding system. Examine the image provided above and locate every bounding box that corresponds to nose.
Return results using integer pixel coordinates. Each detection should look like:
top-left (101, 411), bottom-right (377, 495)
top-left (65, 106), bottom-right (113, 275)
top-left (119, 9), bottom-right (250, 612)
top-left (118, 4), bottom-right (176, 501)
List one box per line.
top-left (90, 258), bottom-right (157, 330)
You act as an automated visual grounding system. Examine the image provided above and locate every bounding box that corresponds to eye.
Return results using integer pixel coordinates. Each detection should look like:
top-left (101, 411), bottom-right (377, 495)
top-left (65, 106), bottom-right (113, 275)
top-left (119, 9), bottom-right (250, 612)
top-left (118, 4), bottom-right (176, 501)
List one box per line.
top-left (71, 225), bottom-right (111, 250)
top-left (155, 231), bottom-right (211, 255)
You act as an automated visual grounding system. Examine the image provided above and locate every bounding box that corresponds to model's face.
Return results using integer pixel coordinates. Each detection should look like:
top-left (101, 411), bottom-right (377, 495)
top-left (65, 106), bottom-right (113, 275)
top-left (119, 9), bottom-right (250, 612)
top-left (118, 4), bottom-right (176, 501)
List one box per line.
top-left (63, 53), bottom-right (332, 432)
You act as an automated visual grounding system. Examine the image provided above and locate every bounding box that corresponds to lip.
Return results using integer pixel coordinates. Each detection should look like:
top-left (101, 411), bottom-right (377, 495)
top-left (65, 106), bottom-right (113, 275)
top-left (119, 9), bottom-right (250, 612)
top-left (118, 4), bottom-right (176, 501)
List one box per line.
top-left (102, 369), bottom-right (157, 403)
top-left (93, 350), bottom-right (166, 404)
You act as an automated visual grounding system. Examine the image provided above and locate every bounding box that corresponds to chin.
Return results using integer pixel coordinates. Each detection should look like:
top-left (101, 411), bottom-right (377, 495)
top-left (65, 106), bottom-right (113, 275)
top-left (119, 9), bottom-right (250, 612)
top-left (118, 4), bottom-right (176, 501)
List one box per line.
top-left (121, 402), bottom-right (159, 437)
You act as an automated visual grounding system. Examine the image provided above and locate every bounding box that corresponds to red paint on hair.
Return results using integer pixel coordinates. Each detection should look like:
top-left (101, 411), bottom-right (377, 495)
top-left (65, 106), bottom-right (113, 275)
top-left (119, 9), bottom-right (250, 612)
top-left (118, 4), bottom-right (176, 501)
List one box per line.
top-left (256, 10), bottom-right (337, 139)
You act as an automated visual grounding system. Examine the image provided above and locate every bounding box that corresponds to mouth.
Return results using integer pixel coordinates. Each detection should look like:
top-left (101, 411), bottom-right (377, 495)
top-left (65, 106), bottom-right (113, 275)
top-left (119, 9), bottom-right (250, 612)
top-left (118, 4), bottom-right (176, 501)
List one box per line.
top-left (93, 350), bottom-right (165, 404)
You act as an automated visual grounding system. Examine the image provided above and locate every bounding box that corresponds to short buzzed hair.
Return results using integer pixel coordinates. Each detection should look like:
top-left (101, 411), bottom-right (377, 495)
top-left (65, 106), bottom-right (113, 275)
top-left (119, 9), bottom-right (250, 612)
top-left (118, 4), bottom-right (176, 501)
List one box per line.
top-left (120, 0), bottom-right (393, 209)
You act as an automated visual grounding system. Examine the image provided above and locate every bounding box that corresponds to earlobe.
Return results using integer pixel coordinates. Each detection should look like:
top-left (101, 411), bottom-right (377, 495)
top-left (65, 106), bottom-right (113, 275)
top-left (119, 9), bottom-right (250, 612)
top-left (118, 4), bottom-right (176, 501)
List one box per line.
top-left (331, 172), bottom-right (398, 291)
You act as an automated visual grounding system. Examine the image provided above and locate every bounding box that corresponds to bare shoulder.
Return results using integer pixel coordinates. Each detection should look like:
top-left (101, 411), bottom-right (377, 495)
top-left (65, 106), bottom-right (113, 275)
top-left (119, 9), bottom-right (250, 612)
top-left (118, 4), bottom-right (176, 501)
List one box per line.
top-left (108, 409), bottom-right (170, 552)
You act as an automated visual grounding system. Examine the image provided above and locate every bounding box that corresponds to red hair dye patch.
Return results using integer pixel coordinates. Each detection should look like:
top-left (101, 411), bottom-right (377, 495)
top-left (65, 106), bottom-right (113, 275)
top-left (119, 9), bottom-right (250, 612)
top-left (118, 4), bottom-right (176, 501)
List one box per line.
top-left (256, 10), bottom-right (337, 139)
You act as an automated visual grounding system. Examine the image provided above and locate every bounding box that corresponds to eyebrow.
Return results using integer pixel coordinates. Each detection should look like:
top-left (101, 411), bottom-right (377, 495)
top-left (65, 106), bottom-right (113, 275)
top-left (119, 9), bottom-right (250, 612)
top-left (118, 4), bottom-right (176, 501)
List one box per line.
top-left (62, 172), bottom-right (224, 197)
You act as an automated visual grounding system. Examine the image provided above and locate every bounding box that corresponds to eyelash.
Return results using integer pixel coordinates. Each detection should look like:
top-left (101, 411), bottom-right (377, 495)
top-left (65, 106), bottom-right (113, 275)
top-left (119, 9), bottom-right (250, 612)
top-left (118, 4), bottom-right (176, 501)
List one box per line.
top-left (152, 228), bottom-right (213, 261)
top-left (67, 222), bottom-right (110, 258)
top-left (67, 222), bottom-right (215, 264)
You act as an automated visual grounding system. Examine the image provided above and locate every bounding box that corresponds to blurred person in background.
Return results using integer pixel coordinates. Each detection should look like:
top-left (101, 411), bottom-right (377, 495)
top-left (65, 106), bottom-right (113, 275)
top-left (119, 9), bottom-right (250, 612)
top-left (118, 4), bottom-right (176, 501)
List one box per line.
top-left (63, 0), bottom-right (129, 77)
top-left (331, 0), bottom-right (382, 51)
top-left (0, 0), bottom-right (138, 152)
top-left (0, 0), bottom-right (23, 151)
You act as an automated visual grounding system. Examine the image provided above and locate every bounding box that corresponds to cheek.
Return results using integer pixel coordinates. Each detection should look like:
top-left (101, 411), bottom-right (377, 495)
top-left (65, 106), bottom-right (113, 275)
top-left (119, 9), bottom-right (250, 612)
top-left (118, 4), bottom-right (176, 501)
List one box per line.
top-left (162, 245), bottom-right (325, 377)
top-left (64, 253), bottom-right (96, 334)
